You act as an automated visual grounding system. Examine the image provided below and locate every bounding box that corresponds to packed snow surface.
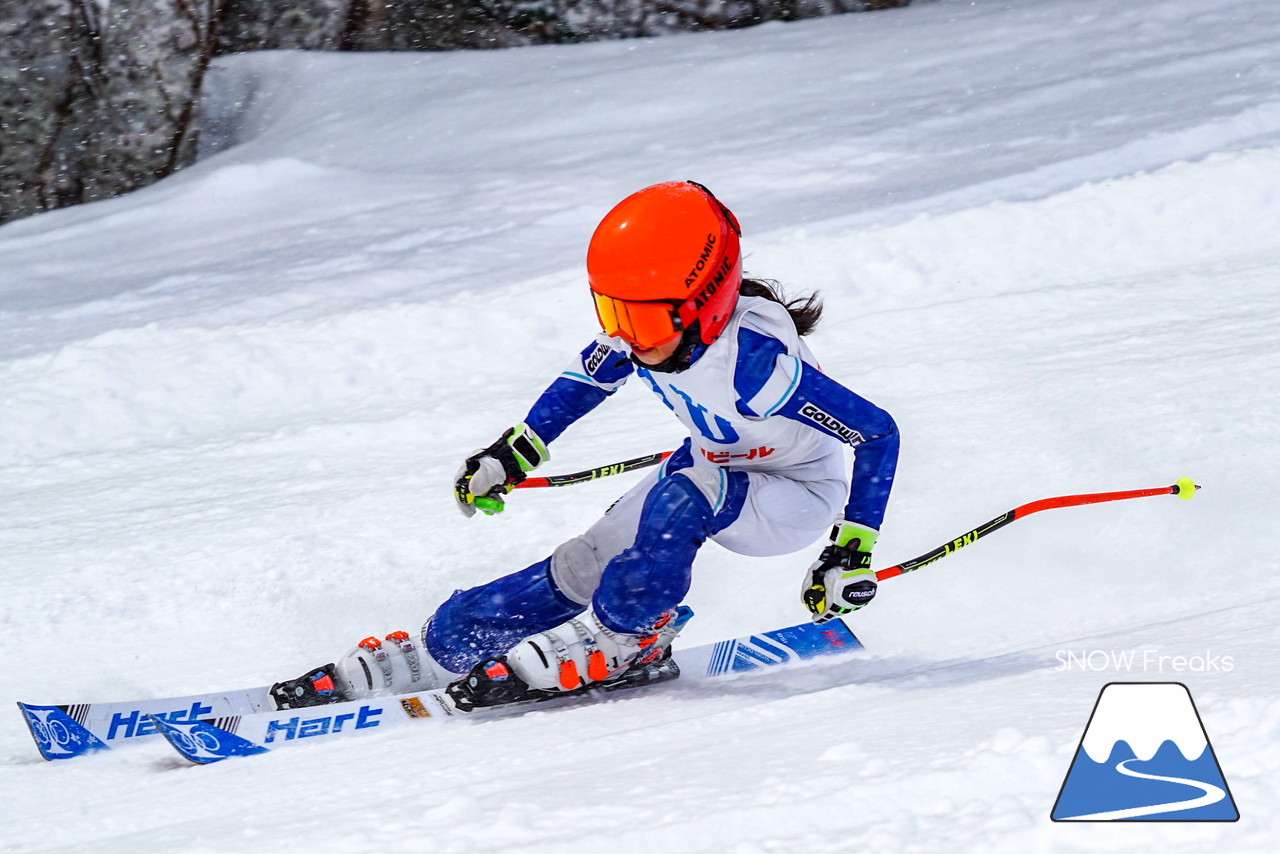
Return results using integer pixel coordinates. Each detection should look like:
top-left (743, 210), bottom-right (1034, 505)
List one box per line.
top-left (3, 0), bottom-right (1280, 850)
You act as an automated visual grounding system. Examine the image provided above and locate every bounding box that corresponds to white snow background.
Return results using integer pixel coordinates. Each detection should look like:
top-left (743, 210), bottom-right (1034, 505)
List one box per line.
top-left (3, 0), bottom-right (1279, 850)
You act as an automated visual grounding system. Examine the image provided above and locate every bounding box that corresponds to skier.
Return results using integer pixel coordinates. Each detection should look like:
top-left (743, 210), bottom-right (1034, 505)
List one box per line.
top-left (271, 181), bottom-right (899, 712)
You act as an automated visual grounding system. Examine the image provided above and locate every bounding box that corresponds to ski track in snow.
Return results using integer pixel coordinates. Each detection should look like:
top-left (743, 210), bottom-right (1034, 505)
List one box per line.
top-left (3, 0), bottom-right (1280, 851)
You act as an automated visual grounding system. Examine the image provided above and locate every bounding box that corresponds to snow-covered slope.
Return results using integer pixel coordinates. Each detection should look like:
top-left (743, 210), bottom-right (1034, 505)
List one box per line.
top-left (3, 0), bottom-right (1279, 850)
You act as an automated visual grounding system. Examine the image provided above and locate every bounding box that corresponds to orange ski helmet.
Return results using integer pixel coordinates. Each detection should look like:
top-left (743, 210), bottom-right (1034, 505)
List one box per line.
top-left (588, 181), bottom-right (742, 349)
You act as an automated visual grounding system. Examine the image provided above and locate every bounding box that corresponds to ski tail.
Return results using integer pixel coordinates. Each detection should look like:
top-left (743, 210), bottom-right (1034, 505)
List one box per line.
top-left (17, 702), bottom-right (110, 761)
top-left (149, 715), bottom-right (269, 764)
top-left (14, 689), bottom-right (271, 760)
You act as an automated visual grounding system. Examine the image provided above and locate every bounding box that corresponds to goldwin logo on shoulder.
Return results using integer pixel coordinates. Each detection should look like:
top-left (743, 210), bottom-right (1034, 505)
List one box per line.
top-left (799, 402), bottom-right (864, 445)
top-left (586, 342), bottom-right (610, 374)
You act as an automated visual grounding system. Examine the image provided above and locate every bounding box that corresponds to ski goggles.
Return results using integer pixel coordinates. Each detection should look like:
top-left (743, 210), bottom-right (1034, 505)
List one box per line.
top-left (592, 292), bottom-right (694, 349)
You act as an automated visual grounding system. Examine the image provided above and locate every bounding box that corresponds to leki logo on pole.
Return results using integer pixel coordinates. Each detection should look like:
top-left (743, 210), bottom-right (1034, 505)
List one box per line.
top-left (1051, 682), bottom-right (1239, 821)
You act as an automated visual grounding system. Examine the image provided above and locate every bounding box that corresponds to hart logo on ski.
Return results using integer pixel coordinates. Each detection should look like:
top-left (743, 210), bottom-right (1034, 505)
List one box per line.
top-left (264, 705), bottom-right (383, 742)
top-left (109, 701), bottom-right (214, 739)
top-left (1051, 682), bottom-right (1239, 821)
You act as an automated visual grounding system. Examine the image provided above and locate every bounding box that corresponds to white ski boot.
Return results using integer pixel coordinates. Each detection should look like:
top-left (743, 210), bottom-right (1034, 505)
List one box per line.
top-left (269, 629), bottom-right (454, 710)
top-left (445, 605), bottom-right (693, 713)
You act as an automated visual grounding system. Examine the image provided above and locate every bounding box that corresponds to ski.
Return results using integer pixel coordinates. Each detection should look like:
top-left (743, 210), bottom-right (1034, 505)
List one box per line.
top-left (150, 619), bottom-right (861, 764)
top-left (18, 618), bottom-right (861, 762)
top-left (17, 686), bottom-right (274, 761)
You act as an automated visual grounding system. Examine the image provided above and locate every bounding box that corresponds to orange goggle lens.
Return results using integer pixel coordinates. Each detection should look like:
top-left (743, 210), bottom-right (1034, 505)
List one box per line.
top-left (592, 292), bottom-right (685, 348)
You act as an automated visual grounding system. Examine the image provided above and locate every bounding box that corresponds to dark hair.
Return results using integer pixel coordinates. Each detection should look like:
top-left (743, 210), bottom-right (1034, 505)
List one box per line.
top-left (739, 277), bottom-right (823, 336)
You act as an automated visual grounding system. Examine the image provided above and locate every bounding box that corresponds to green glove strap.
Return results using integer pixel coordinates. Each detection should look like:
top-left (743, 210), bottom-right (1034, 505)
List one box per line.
top-left (832, 521), bottom-right (879, 551)
top-left (507, 423), bottom-right (550, 473)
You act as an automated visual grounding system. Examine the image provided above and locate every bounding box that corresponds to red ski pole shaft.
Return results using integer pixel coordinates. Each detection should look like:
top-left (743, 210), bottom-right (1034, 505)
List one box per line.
top-left (875, 477), bottom-right (1199, 582)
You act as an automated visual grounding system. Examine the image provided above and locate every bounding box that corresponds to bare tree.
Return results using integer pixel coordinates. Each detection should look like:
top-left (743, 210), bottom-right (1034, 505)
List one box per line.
top-left (1, 1), bottom-right (83, 221)
top-left (0, 1), bottom-right (227, 225)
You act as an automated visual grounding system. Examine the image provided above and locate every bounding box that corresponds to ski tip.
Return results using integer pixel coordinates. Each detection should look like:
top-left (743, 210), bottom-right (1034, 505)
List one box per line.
top-left (1173, 477), bottom-right (1200, 500)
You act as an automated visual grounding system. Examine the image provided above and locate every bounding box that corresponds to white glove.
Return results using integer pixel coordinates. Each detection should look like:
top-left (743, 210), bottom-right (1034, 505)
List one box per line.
top-left (452, 423), bottom-right (548, 517)
top-left (801, 521), bottom-right (879, 623)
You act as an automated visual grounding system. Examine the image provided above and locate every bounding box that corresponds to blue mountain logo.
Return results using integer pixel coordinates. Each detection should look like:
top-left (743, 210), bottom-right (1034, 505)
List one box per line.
top-left (1052, 682), bottom-right (1238, 821)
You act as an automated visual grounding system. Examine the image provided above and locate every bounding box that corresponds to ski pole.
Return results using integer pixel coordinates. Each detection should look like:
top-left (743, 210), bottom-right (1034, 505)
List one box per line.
top-left (875, 477), bottom-right (1200, 582)
top-left (514, 451), bottom-right (674, 489)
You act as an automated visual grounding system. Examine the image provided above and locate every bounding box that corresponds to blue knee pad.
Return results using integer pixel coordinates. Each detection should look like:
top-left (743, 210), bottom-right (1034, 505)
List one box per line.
top-left (423, 557), bottom-right (581, 674)
top-left (594, 472), bottom-right (717, 634)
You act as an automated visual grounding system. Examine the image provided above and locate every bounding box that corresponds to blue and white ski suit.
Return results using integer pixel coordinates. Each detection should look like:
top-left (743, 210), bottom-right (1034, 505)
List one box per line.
top-left (425, 296), bottom-right (898, 673)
